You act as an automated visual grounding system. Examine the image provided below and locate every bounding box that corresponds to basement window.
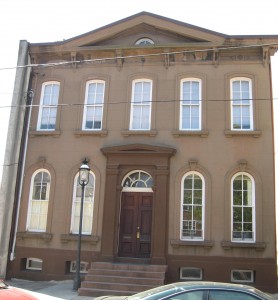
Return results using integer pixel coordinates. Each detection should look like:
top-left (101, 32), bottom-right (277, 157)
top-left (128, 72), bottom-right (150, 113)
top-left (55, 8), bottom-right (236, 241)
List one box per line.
top-left (231, 270), bottom-right (254, 283)
top-left (70, 261), bottom-right (89, 273)
top-left (26, 258), bottom-right (43, 271)
top-left (180, 267), bottom-right (203, 280)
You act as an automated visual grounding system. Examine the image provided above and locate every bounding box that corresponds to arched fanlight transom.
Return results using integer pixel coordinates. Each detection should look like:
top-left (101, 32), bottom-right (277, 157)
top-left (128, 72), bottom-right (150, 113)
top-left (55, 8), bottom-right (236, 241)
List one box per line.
top-left (122, 171), bottom-right (153, 189)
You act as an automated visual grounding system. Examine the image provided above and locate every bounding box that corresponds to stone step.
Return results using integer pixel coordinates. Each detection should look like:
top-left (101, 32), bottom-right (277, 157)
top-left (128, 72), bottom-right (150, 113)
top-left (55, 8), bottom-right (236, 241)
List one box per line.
top-left (79, 262), bottom-right (167, 297)
top-left (88, 267), bottom-right (165, 279)
top-left (81, 281), bottom-right (155, 293)
top-left (79, 287), bottom-right (135, 297)
top-left (90, 261), bottom-right (167, 272)
top-left (84, 274), bottom-right (163, 285)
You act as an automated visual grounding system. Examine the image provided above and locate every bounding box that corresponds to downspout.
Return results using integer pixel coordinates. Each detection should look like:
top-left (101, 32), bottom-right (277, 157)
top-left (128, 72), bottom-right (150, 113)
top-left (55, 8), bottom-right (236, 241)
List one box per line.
top-left (9, 88), bottom-right (34, 261)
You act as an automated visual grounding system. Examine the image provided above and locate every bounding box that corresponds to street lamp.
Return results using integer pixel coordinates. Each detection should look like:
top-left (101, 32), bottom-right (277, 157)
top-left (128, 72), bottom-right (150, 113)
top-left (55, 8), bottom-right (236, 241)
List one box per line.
top-left (73, 158), bottom-right (90, 291)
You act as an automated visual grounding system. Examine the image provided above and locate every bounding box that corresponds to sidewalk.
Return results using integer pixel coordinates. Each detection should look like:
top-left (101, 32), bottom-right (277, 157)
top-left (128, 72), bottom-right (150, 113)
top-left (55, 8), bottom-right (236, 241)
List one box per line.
top-left (6, 278), bottom-right (93, 300)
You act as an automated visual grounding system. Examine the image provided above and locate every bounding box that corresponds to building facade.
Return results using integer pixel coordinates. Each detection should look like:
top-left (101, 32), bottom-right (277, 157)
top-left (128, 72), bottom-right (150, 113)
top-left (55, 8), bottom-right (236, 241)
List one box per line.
top-left (2, 12), bottom-right (278, 292)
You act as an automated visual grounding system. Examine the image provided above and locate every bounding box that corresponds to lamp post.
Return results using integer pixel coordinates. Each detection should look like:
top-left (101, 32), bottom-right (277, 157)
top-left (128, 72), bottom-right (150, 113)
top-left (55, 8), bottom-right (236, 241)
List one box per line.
top-left (73, 158), bottom-right (90, 291)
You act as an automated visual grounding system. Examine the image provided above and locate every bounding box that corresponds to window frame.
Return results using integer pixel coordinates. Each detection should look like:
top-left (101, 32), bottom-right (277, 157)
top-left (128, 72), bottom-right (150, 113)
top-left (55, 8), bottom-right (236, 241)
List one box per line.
top-left (26, 258), bottom-right (43, 271)
top-left (82, 80), bottom-right (105, 131)
top-left (129, 79), bottom-right (153, 131)
top-left (180, 267), bottom-right (203, 280)
top-left (231, 269), bottom-right (255, 283)
top-left (70, 171), bottom-right (95, 235)
top-left (180, 78), bottom-right (202, 131)
top-left (231, 172), bottom-right (256, 243)
top-left (230, 77), bottom-right (253, 131)
top-left (26, 169), bottom-right (51, 232)
top-left (37, 81), bottom-right (60, 131)
top-left (70, 261), bottom-right (89, 274)
top-left (135, 38), bottom-right (154, 45)
top-left (180, 171), bottom-right (205, 241)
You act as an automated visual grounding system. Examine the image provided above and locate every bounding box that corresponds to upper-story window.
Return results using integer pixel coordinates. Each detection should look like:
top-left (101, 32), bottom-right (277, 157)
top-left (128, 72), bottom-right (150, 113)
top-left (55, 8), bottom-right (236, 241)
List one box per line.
top-left (135, 38), bottom-right (154, 45)
top-left (70, 172), bottom-right (95, 234)
top-left (230, 78), bottom-right (253, 130)
top-left (37, 81), bottom-right (60, 130)
top-left (130, 79), bottom-right (152, 130)
top-left (231, 172), bottom-right (255, 242)
top-left (180, 79), bottom-right (202, 130)
top-left (26, 170), bottom-right (50, 232)
top-left (181, 172), bottom-right (205, 240)
top-left (82, 80), bottom-right (105, 130)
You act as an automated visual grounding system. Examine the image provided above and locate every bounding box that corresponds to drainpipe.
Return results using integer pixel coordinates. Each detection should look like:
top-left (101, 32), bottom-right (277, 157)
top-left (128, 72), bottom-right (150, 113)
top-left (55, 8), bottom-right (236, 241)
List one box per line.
top-left (9, 89), bottom-right (34, 261)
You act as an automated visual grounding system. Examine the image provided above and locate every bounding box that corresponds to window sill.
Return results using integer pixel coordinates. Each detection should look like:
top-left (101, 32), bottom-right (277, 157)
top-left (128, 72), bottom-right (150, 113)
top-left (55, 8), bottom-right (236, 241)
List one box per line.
top-left (170, 239), bottom-right (214, 249)
top-left (221, 241), bottom-right (266, 251)
top-left (29, 130), bottom-right (61, 137)
top-left (224, 130), bottom-right (261, 138)
top-left (172, 130), bottom-right (209, 137)
top-left (17, 231), bottom-right (53, 242)
top-left (74, 130), bottom-right (108, 137)
top-left (60, 234), bottom-right (99, 245)
top-left (121, 129), bottom-right (157, 137)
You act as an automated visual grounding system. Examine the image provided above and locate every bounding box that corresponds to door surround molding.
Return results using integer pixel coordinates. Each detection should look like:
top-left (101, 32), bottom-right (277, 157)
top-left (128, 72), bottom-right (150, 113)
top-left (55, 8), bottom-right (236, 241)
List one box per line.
top-left (100, 143), bottom-right (176, 264)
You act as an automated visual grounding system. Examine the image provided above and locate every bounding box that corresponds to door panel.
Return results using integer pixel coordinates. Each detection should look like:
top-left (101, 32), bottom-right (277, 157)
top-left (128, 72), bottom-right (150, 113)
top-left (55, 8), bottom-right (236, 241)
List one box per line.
top-left (119, 192), bottom-right (152, 258)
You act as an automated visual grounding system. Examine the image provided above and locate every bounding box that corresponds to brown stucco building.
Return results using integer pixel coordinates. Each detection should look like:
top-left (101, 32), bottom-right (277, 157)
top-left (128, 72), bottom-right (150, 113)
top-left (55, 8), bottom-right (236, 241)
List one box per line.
top-left (1, 12), bottom-right (278, 293)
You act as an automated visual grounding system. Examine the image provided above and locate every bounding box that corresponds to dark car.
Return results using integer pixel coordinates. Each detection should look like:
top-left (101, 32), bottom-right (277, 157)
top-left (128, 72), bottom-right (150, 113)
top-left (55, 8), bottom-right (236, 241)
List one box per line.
top-left (0, 280), bottom-right (39, 300)
top-left (95, 281), bottom-right (273, 300)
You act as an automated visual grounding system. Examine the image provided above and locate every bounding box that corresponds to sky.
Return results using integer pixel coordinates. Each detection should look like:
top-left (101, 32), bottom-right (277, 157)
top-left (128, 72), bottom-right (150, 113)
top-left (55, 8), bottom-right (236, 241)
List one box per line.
top-left (0, 0), bottom-right (278, 182)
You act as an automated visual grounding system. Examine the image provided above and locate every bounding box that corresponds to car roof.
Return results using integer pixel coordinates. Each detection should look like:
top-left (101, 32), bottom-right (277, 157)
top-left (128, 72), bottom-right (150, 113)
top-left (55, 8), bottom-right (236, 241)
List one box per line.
top-left (170, 281), bottom-right (258, 291)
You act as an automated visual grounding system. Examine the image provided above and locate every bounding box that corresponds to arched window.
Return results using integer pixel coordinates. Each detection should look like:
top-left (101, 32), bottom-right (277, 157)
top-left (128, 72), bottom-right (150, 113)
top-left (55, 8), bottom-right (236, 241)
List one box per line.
top-left (70, 172), bottom-right (95, 234)
top-left (181, 172), bottom-right (204, 240)
top-left (180, 78), bottom-right (202, 130)
top-left (37, 81), bottom-right (60, 130)
top-left (230, 77), bottom-right (253, 130)
top-left (82, 80), bottom-right (105, 130)
top-left (130, 79), bottom-right (152, 130)
top-left (135, 38), bottom-right (154, 45)
top-left (27, 170), bottom-right (51, 231)
top-left (231, 172), bottom-right (255, 242)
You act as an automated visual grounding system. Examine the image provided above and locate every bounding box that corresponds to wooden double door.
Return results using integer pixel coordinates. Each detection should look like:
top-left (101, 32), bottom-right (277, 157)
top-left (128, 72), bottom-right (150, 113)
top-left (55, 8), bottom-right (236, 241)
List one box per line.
top-left (118, 192), bottom-right (153, 258)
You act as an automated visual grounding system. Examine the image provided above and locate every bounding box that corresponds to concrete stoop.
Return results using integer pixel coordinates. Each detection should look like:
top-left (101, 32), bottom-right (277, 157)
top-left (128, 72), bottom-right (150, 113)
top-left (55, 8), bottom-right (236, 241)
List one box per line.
top-left (78, 261), bottom-right (167, 297)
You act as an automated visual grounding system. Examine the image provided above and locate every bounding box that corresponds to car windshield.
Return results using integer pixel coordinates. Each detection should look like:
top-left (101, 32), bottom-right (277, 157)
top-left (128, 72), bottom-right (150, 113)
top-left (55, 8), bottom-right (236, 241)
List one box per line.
top-left (128, 284), bottom-right (185, 300)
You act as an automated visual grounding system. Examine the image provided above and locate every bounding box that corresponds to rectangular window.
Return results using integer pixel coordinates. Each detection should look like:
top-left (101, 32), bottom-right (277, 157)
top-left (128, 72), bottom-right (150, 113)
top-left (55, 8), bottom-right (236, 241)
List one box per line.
top-left (130, 79), bottom-right (152, 130)
top-left (83, 80), bottom-right (105, 130)
top-left (180, 267), bottom-right (203, 280)
top-left (70, 261), bottom-right (89, 273)
top-left (37, 82), bottom-right (60, 130)
top-left (26, 258), bottom-right (43, 270)
top-left (231, 78), bottom-right (253, 130)
top-left (231, 270), bottom-right (254, 283)
top-left (180, 79), bottom-right (201, 130)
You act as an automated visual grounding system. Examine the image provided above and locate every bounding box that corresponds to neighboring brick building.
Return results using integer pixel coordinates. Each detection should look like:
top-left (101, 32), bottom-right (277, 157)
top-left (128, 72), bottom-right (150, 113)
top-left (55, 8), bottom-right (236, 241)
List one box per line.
top-left (1, 12), bottom-right (278, 293)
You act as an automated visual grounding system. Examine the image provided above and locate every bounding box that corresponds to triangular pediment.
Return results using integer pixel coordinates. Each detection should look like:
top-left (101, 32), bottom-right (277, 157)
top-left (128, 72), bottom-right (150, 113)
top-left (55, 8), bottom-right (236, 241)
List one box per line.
top-left (62, 12), bottom-right (227, 49)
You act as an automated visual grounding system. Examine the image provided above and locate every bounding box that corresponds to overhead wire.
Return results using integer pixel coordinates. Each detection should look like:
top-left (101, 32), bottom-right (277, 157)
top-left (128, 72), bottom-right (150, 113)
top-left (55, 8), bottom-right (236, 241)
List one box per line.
top-left (0, 96), bottom-right (278, 110)
top-left (0, 41), bottom-right (277, 167)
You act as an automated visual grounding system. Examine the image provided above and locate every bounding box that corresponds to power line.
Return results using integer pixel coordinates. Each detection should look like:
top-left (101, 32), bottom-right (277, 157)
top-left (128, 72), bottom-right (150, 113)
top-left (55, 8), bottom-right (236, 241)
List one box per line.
top-left (0, 97), bottom-right (277, 110)
top-left (0, 42), bottom-right (278, 71)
